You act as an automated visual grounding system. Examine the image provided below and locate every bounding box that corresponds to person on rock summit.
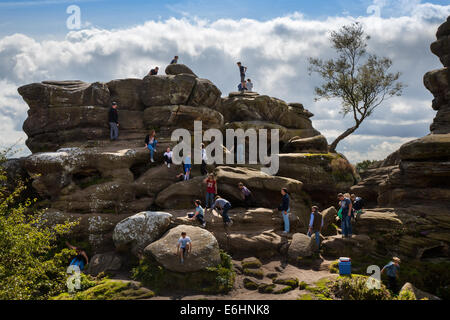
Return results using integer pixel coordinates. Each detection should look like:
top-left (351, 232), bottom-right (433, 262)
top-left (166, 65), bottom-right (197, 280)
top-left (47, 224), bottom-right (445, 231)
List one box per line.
top-left (277, 188), bottom-right (290, 234)
top-left (170, 56), bottom-right (179, 64)
top-left (108, 101), bottom-right (119, 141)
top-left (149, 66), bottom-right (159, 75)
top-left (237, 62), bottom-right (247, 91)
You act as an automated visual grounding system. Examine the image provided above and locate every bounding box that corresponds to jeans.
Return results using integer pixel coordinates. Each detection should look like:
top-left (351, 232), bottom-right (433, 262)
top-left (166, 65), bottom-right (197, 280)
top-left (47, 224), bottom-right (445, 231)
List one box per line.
top-left (164, 155), bottom-right (172, 164)
top-left (308, 230), bottom-right (321, 249)
top-left (147, 140), bottom-right (157, 160)
top-left (109, 122), bottom-right (119, 140)
top-left (201, 160), bottom-right (207, 175)
top-left (244, 194), bottom-right (252, 209)
top-left (205, 192), bottom-right (215, 208)
top-left (189, 213), bottom-right (205, 225)
top-left (387, 276), bottom-right (398, 294)
top-left (341, 215), bottom-right (352, 237)
top-left (221, 203), bottom-right (231, 223)
top-left (282, 208), bottom-right (290, 233)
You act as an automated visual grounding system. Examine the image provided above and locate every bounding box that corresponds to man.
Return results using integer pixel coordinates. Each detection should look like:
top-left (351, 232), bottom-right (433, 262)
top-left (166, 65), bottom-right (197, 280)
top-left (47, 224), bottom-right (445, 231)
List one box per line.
top-left (246, 79), bottom-right (254, 92)
top-left (176, 232), bottom-right (192, 264)
top-left (108, 102), bottom-right (119, 141)
top-left (381, 257), bottom-right (401, 294)
top-left (307, 206), bottom-right (324, 252)
top-left (338, 193), bottom-right (352, 238)
top-left (201, 143), bottom-right (208, 175)
top-left (278, 188), bottom-right (290, 234)
top-left (211, 195), bottom-right (233, 226)
top-left (351, 194), bottom-right (364, 221)
top-left (189, 200), bottom-right (206, 227)
top-left (170, 56), bottom-right (179, 64)
top-left (149, 66), bottom-right (159, 75)
top-left (237, 62), bottom-right (247, 90)
top-left (238, 182), bottom-right (252, 210)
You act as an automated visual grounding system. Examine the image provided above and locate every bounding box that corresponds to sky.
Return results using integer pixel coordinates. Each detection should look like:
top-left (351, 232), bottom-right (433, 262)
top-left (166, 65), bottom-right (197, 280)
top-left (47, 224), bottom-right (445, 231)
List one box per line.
top-left (0, 0), bottom-right (449, 163)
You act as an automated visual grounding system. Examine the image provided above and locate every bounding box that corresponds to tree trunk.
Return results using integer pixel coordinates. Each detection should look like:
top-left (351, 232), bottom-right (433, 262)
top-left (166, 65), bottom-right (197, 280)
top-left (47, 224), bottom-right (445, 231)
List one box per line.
top-left (329, 124), bottom-right (360, 153)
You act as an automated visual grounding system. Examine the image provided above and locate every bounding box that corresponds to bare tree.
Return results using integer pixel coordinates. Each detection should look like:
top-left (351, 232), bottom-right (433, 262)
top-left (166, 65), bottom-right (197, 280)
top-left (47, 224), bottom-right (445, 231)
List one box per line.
top-left (308, 22), bottom-right (404, 152)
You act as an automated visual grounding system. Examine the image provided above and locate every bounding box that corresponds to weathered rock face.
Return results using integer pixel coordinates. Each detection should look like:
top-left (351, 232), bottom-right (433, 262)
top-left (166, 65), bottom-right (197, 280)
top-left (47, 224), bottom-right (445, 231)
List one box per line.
top-left (282, 135), bottom-right (329, 154)
top-left (400, 282), bottom-right (441, 300)
top-left (165, 64), bottom-right (198, 77)
top-left (321, 235), bottom-right (376, 258)
top-left (113, 211), bottom-right (173, 254)
top-left (288, 233), bottom-right (315, 260)
top-left (86, 252), bottom-right (122, 276)
top-left (431, 15), bottom-right (450, 68)
top-left (144, 225), bottom-right (221, 273)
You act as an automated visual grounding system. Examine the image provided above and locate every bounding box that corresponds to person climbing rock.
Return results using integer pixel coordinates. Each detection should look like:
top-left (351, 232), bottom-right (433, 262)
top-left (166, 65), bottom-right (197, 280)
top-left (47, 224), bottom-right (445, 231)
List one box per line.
top-left (338, 193), bottom-right (352, 238)
top-left (176, 232), bottom-right (192, 264)
top-left (184, 153), bottom-right (192, 180)
top-left (145, 130), bottom-right (158, 163)
top-left (381, 257), bottom-right (401, 294)
top-left (238, 182), bottom-right (252, 209)
top-left (189, 200), bottom-right (206, 227)
top-left (277, 188), bottom-right (290, 234)
top-left (246, 79), bottom-right (254, 92)
top-left (66, 242), bottom-right (89, 271)
top-left (204, 174), bottom-right (217, 209)
top-left (149, 66), bottom-right (159, 75)
top-left (237, 62), bottom-right (247, 90)
top-left (176, 172), bottom-right (186, 182)
top-left (351, 194), bottom-right (364, 221)
top-left (201, 143), bottom-right (208, 175)
top-left (170, 56), bottom-right (179, 64)
top-left (164, 147), bottom-right (173, 168)
top-left (307, 206), bottom-right (324, 251)
top-left (108, 102), bottom-right (119, 141)
top-left (211, 195), bottom-right (233, 226)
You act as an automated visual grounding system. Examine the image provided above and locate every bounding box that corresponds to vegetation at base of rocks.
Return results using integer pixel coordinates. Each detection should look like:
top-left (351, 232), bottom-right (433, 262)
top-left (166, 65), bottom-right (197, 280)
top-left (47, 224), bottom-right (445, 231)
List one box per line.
top-left (131, 250), bottom-right (235, 295)
top-left (329, 260), bottom-right (339, 274)
top-left (331, 157), bottom-right (357, 183)
top-left (51, 279), bottom-right (155, 300)
top-left (305, 278), bottom-right (333, 300)
top-left (330, 275), bottom-right (392, 300)
top-left (355, 160), bottom-right (381, 173)
top-left (0, 149), bottom-right (79, 300)
top-left (298, 293), bottom-right (315, 300)
top-left (243, 268), bottom-right (264, 279)
top-left (243, 278), bottom-right (259, 290)
top-left (241, 258), bottom-right (262, 269)
top-left (396, 288), bottom-right (416, 300)
top-left (258, 283), bottom-right (276, 294)
top-left (273, 277), bottom-right (299, 288)
top-left (299, 281), bottom-right (308, 290)
top-left (273, 285), bottom-right (295, 294)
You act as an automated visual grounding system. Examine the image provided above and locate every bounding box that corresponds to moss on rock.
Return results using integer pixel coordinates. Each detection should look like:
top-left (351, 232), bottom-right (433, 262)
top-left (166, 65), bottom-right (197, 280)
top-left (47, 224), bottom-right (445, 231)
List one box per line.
top-left (243, 268), bottom-right (264, 279)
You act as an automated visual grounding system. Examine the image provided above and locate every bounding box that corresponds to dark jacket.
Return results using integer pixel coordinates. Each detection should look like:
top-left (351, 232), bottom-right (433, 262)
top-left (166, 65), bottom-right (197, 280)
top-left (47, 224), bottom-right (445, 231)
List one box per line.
top-left (311, 212), bottom-right (323, 233)
top-left (108, 107), bottom-right (118, 123)
top-left (278, 194), bottom-right (290, 212)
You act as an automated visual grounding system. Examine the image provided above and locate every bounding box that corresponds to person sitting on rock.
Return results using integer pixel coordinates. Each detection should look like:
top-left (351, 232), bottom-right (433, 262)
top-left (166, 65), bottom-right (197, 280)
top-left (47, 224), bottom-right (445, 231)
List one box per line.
top-left (66, 241), bottom-right (89, 271)
top-left (149, 66), bottom-right (159, 75)
top-left (237, 83), bottom-right (248, 92)
top-left (170, 56), bottom-right (179, 64)
top-left (237, 62), bottom-right (247, 90)
top-left (183, 153), bottom-right (192, 180)
top-left (204, 174), bottom-right (217, 209)
top-left (145, 130), bottom-right (158, 163)
top-left (211, 195), bottom-right (233, 226)
top-left (338, 193), bottom-right (352, 238)
top-left (238, 182), bottom-right (252, 210)
top-left (246, 79), bottom-right (254, 92)
top-left (277, 188), bottom-right (290, 234)
top-left (188, 200), bottom-right (206, 227)
top-left (307, 206), bottom-right (324, 252)
top-left (381, 257), bottom-right (401, 294)
top-left (108, 102), bottom-right (119, 141)
top-left (176, 232), bottom-right (192, 264)
top-left (164, 147), bottom-right (173, 168)
top-left (351, 194), bottom-right (364, 221)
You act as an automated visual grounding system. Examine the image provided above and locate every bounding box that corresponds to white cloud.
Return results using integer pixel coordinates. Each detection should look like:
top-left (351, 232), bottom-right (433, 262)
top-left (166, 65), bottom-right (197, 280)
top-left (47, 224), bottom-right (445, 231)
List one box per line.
top-left (0, 3), bottom-right (448, 162)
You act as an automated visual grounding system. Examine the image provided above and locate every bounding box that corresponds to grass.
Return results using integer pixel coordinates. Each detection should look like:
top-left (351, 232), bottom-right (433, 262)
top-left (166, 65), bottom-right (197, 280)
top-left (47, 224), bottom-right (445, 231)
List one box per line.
top-left (241, 258), bottom-right (262, 269)
top-left (243, 278), bottom-right (259, 290)
top-left (273, 277), bottom-right (299, 288)
top-left (258, 283), bottom-right (276, 294)
top-left (329, 260), bottom-right (339, 274)
top-left (243, 268), bottom-right (264, 279)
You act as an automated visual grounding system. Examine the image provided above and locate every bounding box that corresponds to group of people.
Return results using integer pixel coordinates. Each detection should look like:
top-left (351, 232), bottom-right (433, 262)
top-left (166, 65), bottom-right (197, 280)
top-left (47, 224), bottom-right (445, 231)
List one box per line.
top-left (337, 192), bottom-right (365, 239)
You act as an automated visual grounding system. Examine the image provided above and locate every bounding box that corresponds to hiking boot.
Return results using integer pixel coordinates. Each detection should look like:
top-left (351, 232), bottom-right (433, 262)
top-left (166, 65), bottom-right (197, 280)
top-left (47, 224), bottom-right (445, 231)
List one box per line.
top-left (202, 222), bottom-right (207, 228)
top-left (151, 158), bottom-right (155, 163)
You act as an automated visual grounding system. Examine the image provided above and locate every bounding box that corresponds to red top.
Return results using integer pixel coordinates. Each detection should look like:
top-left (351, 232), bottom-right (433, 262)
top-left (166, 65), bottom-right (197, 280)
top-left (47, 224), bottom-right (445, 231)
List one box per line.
top-left (206, 179), bottom-right (216, 193)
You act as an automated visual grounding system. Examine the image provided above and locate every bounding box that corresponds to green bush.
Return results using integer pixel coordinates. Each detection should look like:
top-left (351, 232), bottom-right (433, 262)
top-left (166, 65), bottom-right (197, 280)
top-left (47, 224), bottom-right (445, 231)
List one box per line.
top-left (330, 275), bottom-right (392, 300)
top-left (0, 149), bottom-right (78, 300)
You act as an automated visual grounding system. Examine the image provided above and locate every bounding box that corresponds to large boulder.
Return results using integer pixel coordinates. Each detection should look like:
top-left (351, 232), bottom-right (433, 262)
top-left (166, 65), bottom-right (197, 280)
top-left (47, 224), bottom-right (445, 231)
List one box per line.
top-left (155, 176), bottom-right (205, 209)
top-left (86, 252), bottom-right (122, 276)
top-left (113, 211), bottom-right (173, 253)
top-left (188, 78), bottom-right (222, 109)
top-left (321, 235), bottom-right (376, 258)
top-left (431, 15), bottom-right (450, 67)
top-left (144, 225), bottom-right (221, 273)
top-left (399, 134), bottom-right (450, 161)
top-left (107, 79), bottom-right (145, 111)
top-left (288, 233), bottom-right (314, 260)
top-left (165, 64), bottom-right (198, 77)
top-left (282, 135), bottom-right (329, 153)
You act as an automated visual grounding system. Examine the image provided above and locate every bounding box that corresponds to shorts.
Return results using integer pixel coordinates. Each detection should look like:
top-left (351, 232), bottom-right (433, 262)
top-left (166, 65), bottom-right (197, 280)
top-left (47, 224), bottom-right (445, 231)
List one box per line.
top-left (184, 164), bottom-right (192, 172)
top-left (240, 74), bottom-right (245, 82)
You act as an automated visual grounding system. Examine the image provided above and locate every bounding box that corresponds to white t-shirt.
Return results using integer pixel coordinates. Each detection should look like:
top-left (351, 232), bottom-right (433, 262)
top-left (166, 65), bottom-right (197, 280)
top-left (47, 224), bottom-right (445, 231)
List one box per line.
top-left (202, 149), bottom-right (207, 161)
top-left (164, 151), bottom-right (173, 159)
top-left (178, 236), bottom-right (191, 248)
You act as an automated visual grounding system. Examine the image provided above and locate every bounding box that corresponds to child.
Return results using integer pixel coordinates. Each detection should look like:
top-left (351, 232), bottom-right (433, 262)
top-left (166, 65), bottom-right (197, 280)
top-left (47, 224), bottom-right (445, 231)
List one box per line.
top-left (184, 153), bottom-right (191, 180)
top-left (238, 182), bottom-right (252, 209)
top-left (381, 257), bottom-right (401, 294)
top-left (145, 130), bottom-right (158, 163)
top-left (164, 147), bottom-right (173, 168)
top-left (277, 188), bottom-right (290, 234)
top-left (189, 200), bottom-right (206, 227)
top-left (307, 206), bottom-right (324, 251)
top-left (176, 232), bottom-right (192, 264)
top-left (204, 174), bottom-right (217, 209)
top-left (211, 195), bottom-right (233, 226)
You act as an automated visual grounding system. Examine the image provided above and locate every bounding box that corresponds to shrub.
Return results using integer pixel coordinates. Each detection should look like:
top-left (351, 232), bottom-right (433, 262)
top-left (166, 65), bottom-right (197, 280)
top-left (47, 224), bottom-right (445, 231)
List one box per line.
top-left (330, 275), bottom-right (392, 300)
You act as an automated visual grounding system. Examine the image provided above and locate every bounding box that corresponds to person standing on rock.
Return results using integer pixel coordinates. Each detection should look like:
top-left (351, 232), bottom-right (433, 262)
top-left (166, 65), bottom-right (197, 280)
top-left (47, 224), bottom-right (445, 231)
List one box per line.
top-left (201, 143), bottom-right (208, 175)
top-left (211, 195), bottom-right (233, 226)
top-left (381, 257), bottom-right (401, 294)
top-left (149, 66), bottom-right (159, 75)
top-left (204, 174), bottom-right (217, 209)
top-left (164, 147), bottom-right (173, 168)
top-left (170, 56), bottom-right (179, 64)
top-left (108, 102), bottom-right (119, 141)
top-left (307, 206), bottom-right (324, 251)
top-left (238, 182), bottom-right (252, 210)
top-left (176, 232), bottom-right (192, 264)
top-left (338, 193), bottom-right (352, 238)
top-left (189, 200), bottom-right (207, 227)
top-left (237, 62), bottom-right (247, 90)
top-left (246, 79), bottom-right (254, 92)
top-left (145, 130), bottom-right (158, 163)
top-left (184, 152), bottom-right (192, 180)
top-left (277, 188), bottom-right (290, 234)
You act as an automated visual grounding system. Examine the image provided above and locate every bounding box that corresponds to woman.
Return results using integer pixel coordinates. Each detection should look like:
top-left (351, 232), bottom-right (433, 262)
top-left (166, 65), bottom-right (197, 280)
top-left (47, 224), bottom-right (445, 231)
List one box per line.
top-left (164, 147), bottom-right (173, 168)
top-left (145, 130), bottom-right (158, 163)
top-left (66, 242), bottom-right (89, 271)
top-left (278, 188), bottom-right (290, 234)
top-left (204, 174), bottom-right (217, 209)
top-left (189, 200), bottom-right (206, 227)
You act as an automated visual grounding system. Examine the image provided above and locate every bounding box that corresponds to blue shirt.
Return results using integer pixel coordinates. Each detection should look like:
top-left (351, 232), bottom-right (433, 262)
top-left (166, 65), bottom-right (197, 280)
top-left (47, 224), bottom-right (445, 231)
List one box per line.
top-left (340, 198), bottom-right (351, 215)
top-left (279, 194), bottom-right (290, 212)
top-left (185, 156), bottom-right (191, 165)
top-left (383, 262), bottom-right (400, 278)
top-left (178, 236), bottom-right (191, 249)
top-left (195, 206), bottom-right (204, 216)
